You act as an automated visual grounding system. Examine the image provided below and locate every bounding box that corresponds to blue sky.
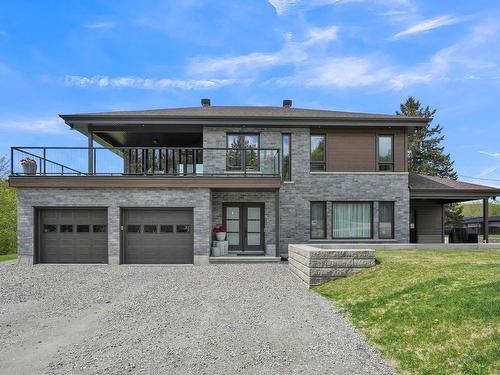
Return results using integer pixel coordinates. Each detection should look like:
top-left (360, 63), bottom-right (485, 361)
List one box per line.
top-left (1, 0), bottom-right (500, 185)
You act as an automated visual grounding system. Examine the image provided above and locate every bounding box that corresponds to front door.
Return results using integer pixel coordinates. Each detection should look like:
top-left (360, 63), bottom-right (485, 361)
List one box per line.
top-left (223, 203), bottom-right (264, 253)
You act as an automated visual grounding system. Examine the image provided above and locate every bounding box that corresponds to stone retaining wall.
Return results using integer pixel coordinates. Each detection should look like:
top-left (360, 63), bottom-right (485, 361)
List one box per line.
top-left (288, 244), bottom-right (375, 288)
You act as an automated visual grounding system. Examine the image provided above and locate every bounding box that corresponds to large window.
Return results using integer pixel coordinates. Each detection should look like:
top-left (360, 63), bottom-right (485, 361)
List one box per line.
top-left (378, 201), bottom-right (394, 239)
top-left (332, 202), bottom-right (372, 239)
top-left (227, 134), bottom-right (260, 171)
top-left (282, 133), bottom-right (291, 181)
top-left (378, 135), bottom-right (394, 171)
top-left (310, 202), bottom-right (327, 239)
top-left (310, 134), bottom-right (326, 171)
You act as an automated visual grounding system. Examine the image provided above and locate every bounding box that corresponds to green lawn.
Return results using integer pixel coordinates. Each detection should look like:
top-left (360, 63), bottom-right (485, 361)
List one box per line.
top-left (315, 250), bottom-right (500, 375)
top-left (0, 253), bottom-right (17, 262)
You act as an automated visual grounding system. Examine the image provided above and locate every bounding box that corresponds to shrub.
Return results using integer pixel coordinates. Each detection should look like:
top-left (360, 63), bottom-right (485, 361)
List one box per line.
top-left (0, 180), bottom-right (17, 255)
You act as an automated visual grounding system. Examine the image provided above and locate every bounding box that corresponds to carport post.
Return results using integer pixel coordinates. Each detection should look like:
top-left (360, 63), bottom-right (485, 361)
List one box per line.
top-left (483, 198), bottom-right (489, 243)
top-left (88, 128), bottom-right (94, 175)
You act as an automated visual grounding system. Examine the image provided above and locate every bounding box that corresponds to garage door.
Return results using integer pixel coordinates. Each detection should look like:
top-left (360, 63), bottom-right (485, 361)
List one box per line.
top-left (39, 208), bottom-right (108, 264)
top-left (122, 209), bottom-right (194, 264)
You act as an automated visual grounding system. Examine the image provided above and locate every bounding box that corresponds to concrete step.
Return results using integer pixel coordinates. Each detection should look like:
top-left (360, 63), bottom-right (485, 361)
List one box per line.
top-left (209, 256), bottom-right (282, 264)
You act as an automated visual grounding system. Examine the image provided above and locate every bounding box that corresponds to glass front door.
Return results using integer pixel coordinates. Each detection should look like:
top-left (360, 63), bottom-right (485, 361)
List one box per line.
top-left (223, 203), bottom-right (264, 252)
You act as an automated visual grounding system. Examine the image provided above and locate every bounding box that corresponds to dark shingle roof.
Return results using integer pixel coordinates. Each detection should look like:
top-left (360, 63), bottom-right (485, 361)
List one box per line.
top-left (464, 216), bottom-right (500, 224)
top-left (60, 105), bottom-right (428, 122)
top-left (409, 173), bottom-right (500, 192)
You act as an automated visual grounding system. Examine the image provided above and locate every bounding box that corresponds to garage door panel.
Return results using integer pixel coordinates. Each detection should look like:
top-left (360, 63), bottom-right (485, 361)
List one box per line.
top-left (39, 209), bottom-right (108, 264)
top-left (123, 209), bottom-right (194, 264)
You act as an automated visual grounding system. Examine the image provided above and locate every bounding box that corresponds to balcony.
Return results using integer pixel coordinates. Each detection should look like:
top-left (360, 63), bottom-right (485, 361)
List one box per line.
top-left (9, 147), bottom-right (281, 189)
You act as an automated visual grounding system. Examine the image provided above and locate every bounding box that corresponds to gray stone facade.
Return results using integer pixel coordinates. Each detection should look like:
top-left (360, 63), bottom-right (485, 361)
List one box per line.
top-left (17, 188), bottom-right (211, 264)
top-left (16, 126), bottom-right (411, 264)
top-left (204, 127), bottom-right (410, 255)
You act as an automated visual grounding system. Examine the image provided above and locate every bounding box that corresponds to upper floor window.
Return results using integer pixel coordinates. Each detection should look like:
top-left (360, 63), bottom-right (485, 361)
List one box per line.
top-left (282, 133), bottom-right (291, 181)
top-left (378, 135), bottom-right (394, 171)
top-left (226, 133), bottom-right (259, 171)
top-left (310, 134), bottom-right (326, 172)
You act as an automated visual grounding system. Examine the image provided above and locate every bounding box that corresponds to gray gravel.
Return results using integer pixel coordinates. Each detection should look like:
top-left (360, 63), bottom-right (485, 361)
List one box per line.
top-left (0, 262), bottom-right (395, 375)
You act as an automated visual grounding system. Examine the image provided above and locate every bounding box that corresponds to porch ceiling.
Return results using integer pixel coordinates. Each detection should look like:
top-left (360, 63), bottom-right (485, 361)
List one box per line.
top-left (94, 131), bottom-right (203, 147)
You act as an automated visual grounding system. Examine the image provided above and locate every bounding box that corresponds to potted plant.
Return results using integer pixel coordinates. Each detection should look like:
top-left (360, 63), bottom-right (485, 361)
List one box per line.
top-left (20, 158), bottom-right (37, 175)
top-left (212, 224), bottom-right (227, 241)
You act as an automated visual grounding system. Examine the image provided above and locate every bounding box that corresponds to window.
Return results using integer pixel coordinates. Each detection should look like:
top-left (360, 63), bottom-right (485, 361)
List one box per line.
top-left (127, 225), bottom-right (141, 233)
top-left (226, 133), bottom-right (260, 171)
top-left (310, 134), bottom-right (326, 171)
top-left (282, 133), bottom-right (291, 181)
top-left (160, 225), bottom-right (174, 233)
top-left (332, 202), bottom-right (372, 239)
top-left (378, 135), bottom-right (394, 171)
top-left (176, 225), bottom-right (191, 233)
top-left (379, 202), bottom-right (394, 239)
top-left (43, 225), bottom-right (57, 233)
top-left (76, 225), bottom-right (90, 233)
top-left (310, 202), bottom-right (326, 239)
top-left (143, 225), bottom-right (157, 233)
top-left (93, 225), bottom-right (107, 233)
top-left (60, 225), bottom-right (73, 233)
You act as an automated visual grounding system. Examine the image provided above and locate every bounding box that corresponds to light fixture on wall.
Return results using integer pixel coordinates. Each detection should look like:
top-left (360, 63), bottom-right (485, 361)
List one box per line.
top-left (153, 137), bottom-right (159, 145)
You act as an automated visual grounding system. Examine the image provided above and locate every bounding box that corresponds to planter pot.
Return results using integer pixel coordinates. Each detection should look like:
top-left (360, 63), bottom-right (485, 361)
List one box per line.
top-left (215, 232), bottom-right (226, 241)
top-left (22, 164), bottom-right (37, 175)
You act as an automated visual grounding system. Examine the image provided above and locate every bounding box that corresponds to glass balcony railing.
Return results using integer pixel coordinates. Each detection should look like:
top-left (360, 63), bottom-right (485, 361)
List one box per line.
top-left (10, 147), bottom-right (281, 177)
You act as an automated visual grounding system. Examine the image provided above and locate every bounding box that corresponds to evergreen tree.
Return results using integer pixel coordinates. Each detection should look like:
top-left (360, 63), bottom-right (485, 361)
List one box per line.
top-left (397, 97), bottom-right (457, 179)
top-left (398, 96), bottom-right (463, 231)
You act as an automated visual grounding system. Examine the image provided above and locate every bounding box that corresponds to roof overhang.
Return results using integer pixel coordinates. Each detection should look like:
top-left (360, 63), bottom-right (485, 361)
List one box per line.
top-left (410, 189), bottom-right (499, 203)
top-left (60, 115), bottom-right (428, 130)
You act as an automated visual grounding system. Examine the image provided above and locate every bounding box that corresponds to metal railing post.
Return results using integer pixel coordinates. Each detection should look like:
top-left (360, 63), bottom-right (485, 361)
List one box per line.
top-left (10, 147), bottom-right (13, 175)
top-left (88, 130), bottom-right (94, 175)
top-left (244, 149), bottom-right (247, 176)
top-left (43, 148), bottom-right (46, 175)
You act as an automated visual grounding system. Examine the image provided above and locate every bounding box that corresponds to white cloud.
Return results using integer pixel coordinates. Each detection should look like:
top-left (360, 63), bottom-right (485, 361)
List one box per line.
top-left (189, 25), bottom-right (338, 77)
top-left (85, 22), bottom-right (116, 29)
top-left (480, 151), bottom-right (500, 158)
top-left (303, 25), bottom-right (339, 45)
top-left (268, 0), bottom-right (360, 16)
top-left (64, 75), bottom-right (247, 90)
top-left (478, 165), bottom-right (500, 177)
top-left (391, 14), bottom-right (462, 40)
top-left (0, 118), bottom-right (67, 134)
top-left (273, 57), bottom-right (393, 88)
top-left (268, 0), bottom-right (299, 15)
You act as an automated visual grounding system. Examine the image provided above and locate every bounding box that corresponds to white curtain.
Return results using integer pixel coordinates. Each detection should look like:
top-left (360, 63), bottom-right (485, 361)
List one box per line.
top-left (332, 202), bottom-right (371, 238)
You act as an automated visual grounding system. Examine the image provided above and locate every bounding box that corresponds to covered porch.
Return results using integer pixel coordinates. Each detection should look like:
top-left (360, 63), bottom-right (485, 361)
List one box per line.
top-left (409, 174), bottom-right (500, 243)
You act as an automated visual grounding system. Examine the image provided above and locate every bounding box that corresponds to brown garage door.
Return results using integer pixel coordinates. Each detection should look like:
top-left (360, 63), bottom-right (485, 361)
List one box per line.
top-left (39, 208), bottom-right (108, 264)
top-left (122, 208), bottom-right (194, 264)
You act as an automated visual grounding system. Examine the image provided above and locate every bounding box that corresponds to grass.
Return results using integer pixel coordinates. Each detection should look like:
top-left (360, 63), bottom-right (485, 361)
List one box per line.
top-left (315, 250), bottom-right (500, 375)
top-left (0, 253), bottom-right (17, 262)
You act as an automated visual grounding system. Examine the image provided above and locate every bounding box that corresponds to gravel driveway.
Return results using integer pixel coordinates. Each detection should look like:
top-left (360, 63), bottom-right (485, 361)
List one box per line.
top-left (0, 262), bottom-right (395, 375)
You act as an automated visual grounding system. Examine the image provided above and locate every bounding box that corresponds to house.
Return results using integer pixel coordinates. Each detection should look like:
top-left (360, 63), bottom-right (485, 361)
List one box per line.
top-left (9, 99), bottom-right (500, 264)
top-left (464, 215), bottom-right (500, 235)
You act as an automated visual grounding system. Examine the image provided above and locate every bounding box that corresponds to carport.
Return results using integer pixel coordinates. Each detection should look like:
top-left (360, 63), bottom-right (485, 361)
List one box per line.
top-left (409, 174), bottom-right (500, 243)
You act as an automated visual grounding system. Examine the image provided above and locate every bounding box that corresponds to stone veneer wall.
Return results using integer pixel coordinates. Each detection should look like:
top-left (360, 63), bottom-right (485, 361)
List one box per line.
top-left (211, 191), bottom-right (276, 248)
top-left (204, 127), bottom-right (410, 255)
top-left (288, 244), bottom-right (375, 288)
top-left (17, 188), bottom-right (211, 265)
